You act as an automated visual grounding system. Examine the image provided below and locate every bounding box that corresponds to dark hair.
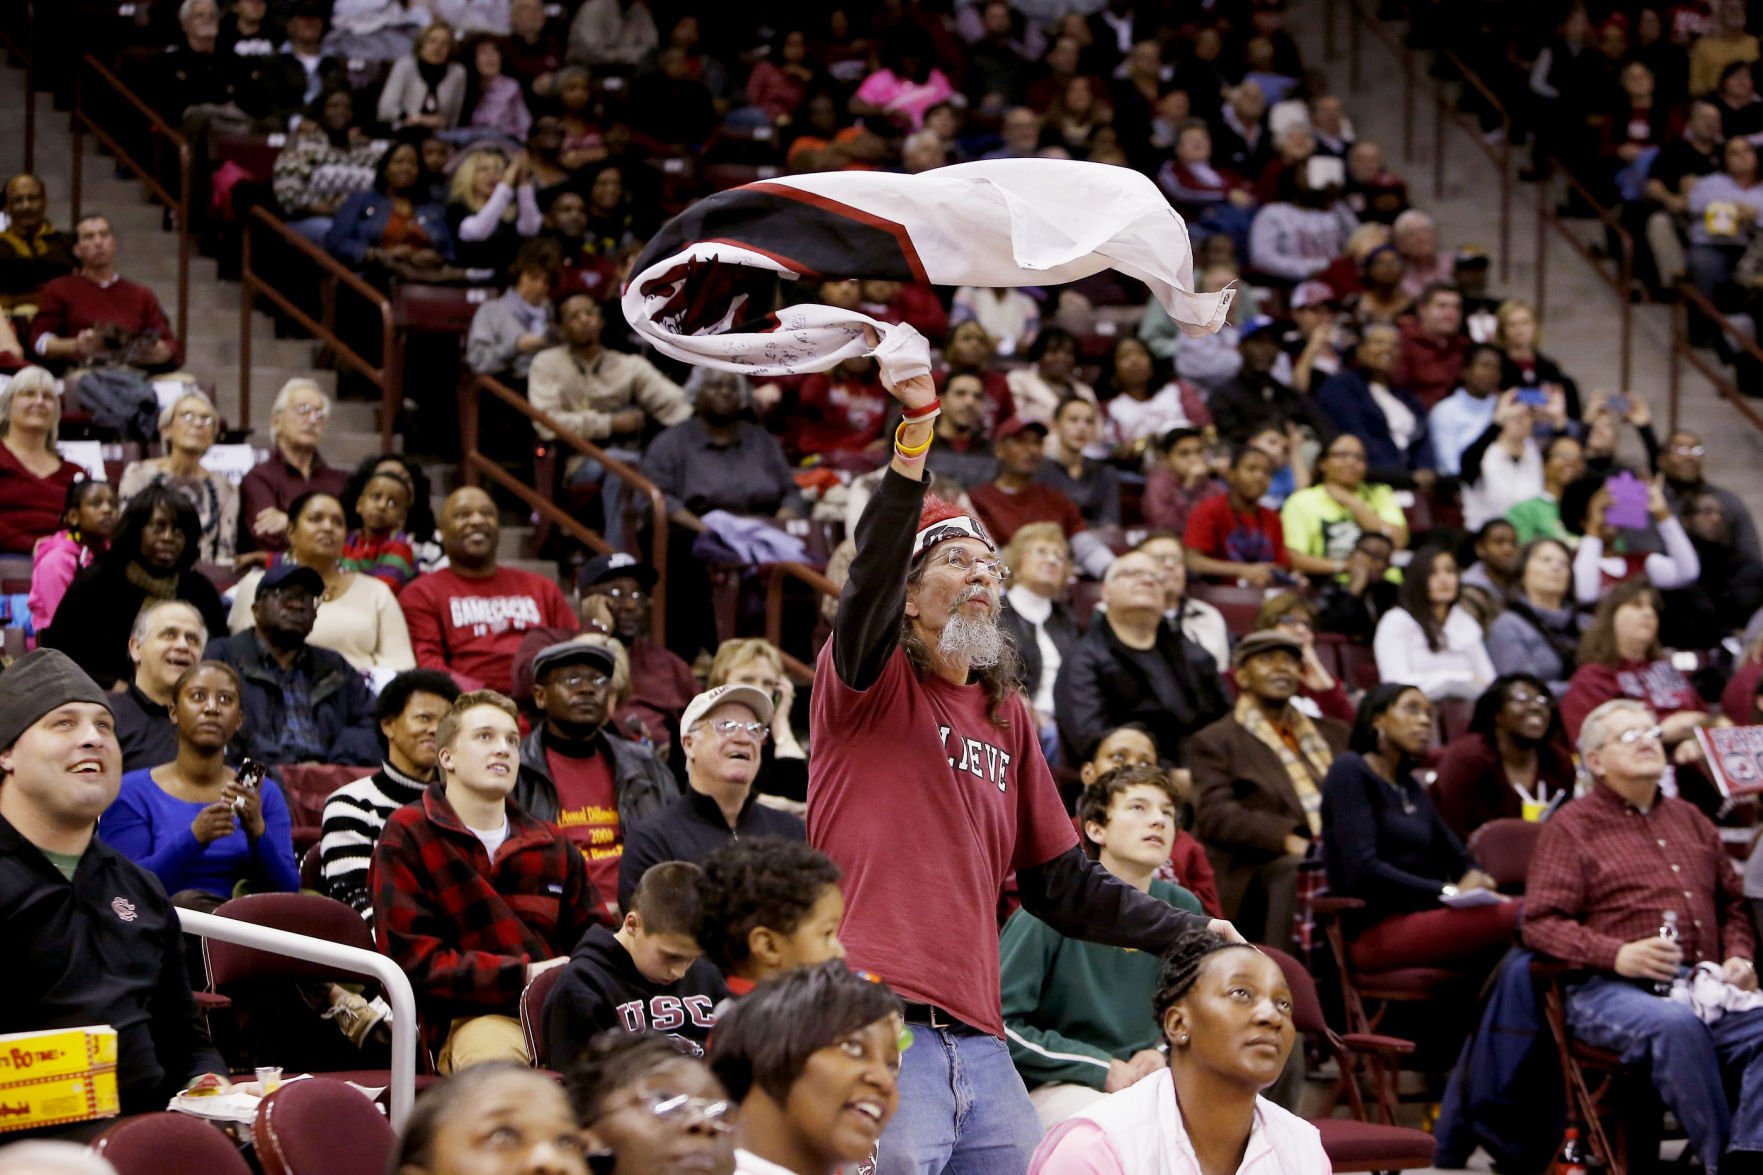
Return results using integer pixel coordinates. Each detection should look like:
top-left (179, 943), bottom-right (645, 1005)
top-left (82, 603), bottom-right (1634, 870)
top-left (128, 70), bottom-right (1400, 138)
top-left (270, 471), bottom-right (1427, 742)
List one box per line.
top-left (389, 1063), bottom-right (563, 1175)
top-left (340, 452), bottom-right (438, 542)
top-left (61, 478), bottom-right (110, 538)
top-left (1416, 280), bottom-right (1461, 307)
top-left (108, 485), bottom-right (201, 574)
top-left (1467, 672), bottom-right (1556, 742)
top-left (285, 489), bottom-right (345, 536)
top-left (1230, 443), bottom-right (1273, 471)
top-left (1720, 59), bottom-right (1754, 89)
top-left (1077, 764), bottom-right (1181, 858)
top-left (376, 667), bottom-right (463, 725)
top-left (1557, 470), bottom-right (1610, 537)
top-left (1158, 427), bottom-right (1204, 453)
top-left (630, 861), bottom-right (707, 937)
top-left (707, 961), bottom-right (902, 1104)
top-left (1053, 393), bottom-right (1096, 421)
top-left (1349, 682), bottom-right (1424, 756)
top-left (1026, 325), bottom-right (1077, 363)
top-left (1462, 341), bottom-right (1503, 369)
top-left (1459, 517), bottom-right (1515, 570)
top-left (1151, 927), bottom-right (1260, 1023)
top-left (1354, 530), bottom-right (1394, 555)
top-left (695, 838), bottom-right (843, 973)
top-left (373, 140), bottom-right (424, 195)
top-left (1577, 576), bottom-right (1662, 667)
top-left (1100, 335), bottom-right (1166, 396)
top-left (510, 235), bottom-right (562, 282)
top-left (567, 1030), bottom-right (702, 1125)
top-left (172, 659), bottom-right (243, 702)
top-left (1394, 541), bottom-right (1458, 652)
top-left (1091, 722), bottom-right (1159, 761)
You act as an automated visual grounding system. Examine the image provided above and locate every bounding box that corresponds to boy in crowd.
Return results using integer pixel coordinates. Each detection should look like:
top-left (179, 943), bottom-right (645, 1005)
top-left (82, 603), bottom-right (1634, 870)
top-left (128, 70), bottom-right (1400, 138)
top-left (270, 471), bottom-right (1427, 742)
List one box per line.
top-left (545, 861), bottom-right (729, 1071)
top-left (1000, 765), bottom-right (1204, 1128)
top-left (695, 836), bottom-right (846, 996)
top-left (1183, 444), bottom-right (1291, 587)
top-left (372, 690), bottom-right (600, 1072)
top-left (1078, 724), bottom-right (1221, 917)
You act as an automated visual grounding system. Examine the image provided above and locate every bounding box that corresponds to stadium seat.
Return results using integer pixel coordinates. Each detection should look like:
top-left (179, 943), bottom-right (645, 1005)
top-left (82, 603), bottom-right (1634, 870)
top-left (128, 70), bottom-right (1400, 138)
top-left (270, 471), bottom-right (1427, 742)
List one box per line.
top-left (298, 841), bottom-right (324, 892)
top-left (278, 763), bottom-right (374, 832)
top-left (1189, 582), bottom-right (1273, 636)
top-left (254, 1076), bottom-right (395, 1175)
top-left (1433, 697), bottom-right (1475, 744)
top-left (1465, 818), bottom-right (1543, 894)
top-left (92, 1111), bottom-right (254, 1175)
top-left (519, 964), bottom-right (566, 1069)
top-left (1534, 958), bottom-right (1658, 1175)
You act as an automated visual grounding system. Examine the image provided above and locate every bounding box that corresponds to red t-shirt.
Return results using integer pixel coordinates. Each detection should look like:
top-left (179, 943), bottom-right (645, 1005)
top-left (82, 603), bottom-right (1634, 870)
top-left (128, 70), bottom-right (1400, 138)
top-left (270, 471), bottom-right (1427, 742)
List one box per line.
top-left (794, 373), bottom-right (889, 456)
top-left (968, 481), bottom-right (1086, 545)
top-left (1561, 658), bottom-right (1706, 741)
top-left (547, 747), bottom-right (621, 919)
top-left (808, 643), bottom-right (1076, 1037)
top-left (400, 565), bottom-right (579, 694)
top-left (0, 444), bottom-right (81, 556)
top-left (1183, 493), bottom-right (1290, 570)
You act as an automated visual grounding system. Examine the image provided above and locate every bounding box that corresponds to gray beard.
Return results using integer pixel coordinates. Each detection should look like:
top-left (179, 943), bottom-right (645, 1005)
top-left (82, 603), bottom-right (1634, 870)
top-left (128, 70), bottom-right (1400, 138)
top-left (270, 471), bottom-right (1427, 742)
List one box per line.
top-left (938, 608), bottom-right (1004, 668)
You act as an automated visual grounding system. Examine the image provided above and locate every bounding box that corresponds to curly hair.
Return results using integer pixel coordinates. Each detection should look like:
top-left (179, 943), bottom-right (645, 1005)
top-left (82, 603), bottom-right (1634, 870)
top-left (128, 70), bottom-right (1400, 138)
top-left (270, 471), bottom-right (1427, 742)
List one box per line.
top-left (695, 837), bottom-right (843, 972)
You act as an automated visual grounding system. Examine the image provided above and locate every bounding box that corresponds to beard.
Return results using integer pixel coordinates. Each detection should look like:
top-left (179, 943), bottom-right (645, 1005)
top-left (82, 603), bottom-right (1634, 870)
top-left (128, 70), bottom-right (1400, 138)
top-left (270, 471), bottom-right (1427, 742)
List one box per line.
top-left (937, 586), bottom-right (1004, 667)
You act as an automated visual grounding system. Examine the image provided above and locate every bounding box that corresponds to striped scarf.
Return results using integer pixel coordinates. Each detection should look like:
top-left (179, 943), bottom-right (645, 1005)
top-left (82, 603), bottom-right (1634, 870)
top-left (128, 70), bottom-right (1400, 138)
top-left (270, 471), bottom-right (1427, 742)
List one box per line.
top-left (1234, 694), bottom-right (1334, 835)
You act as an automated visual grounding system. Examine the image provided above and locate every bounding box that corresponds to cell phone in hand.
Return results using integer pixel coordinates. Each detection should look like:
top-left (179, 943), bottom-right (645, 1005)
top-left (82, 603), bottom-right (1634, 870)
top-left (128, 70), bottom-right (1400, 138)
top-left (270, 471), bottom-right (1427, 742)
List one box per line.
top-left (1608, 394), bottom-right (1631, 415)
top-left (233, 758), bottom-right (265, 812)
top-left (1515, 386), bottom-right (1548, 407)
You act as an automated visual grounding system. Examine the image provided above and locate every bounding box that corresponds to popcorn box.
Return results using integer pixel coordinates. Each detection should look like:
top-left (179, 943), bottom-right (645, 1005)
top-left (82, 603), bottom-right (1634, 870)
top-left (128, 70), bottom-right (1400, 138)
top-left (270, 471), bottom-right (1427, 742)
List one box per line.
top-left (0, 1027), bottom-right (120, 1133)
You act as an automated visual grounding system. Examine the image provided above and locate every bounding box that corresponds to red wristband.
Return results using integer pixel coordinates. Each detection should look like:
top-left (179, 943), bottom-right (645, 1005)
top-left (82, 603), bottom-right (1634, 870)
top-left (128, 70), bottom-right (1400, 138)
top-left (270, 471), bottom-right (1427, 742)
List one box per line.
top-left (901, 398), bottom-right (941, 421)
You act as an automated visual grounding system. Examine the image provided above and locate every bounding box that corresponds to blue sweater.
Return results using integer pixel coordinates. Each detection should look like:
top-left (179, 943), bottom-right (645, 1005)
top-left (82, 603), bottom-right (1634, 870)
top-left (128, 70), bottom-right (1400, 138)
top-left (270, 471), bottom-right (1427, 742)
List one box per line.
top-left (100, 768), bottom-right (299, 898)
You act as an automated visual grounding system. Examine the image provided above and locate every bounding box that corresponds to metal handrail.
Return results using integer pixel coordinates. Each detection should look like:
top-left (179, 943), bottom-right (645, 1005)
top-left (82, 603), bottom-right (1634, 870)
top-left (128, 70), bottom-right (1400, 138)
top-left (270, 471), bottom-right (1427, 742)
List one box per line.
top-left (1435, 50), bottom-right (1514, 283)
top-left (0, 2), bottom-right (35, 171)
top-left (459, 374), bottom-right (671, 646)
top-left (70, 53), bottom-right (189, 346)
top-left (176, 908), bottom-right (418, 1132)
top-left (763, 561), bottom-right (839, 659)
top-left (239, 206), bottom-right (401, 446)
top-left (1667, 283), bottom-right (1763, 435)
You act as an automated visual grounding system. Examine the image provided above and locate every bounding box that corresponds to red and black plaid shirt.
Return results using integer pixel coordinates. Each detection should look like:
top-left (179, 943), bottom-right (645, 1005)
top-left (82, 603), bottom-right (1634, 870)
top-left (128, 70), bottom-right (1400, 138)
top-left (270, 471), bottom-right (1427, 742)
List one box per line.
top-left (1523, 784), bottom-right (1754, 972)
top-left (371, 786), bottom-right (604, 1025)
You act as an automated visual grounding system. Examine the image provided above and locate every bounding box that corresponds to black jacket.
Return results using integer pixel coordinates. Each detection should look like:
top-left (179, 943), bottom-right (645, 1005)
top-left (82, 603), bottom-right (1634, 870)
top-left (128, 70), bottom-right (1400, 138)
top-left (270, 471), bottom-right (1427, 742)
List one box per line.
top-left (205, 631), bottom-right (381, 766)
top-left (0, 816), bottom-right (225, 1117)
top-left (515, 726), bottom-right (679, 834)
top-left (113, 681), bottom-right (180, 772)
top-left (543, 923), bottom-right (727, 1071)
top-left (1054, 613), bottom-right (1229, 764)
top-left (617, 787), bottom-right (804, 912)
top-left (42, 563), bottom-right (227, 689)
top-left (998, 594), bottom-right (1081, 703)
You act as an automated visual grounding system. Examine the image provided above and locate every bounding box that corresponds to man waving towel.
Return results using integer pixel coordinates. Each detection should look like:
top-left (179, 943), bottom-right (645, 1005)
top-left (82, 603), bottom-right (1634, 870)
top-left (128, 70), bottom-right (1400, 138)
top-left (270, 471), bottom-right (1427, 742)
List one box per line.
top-left (621, 158), bottom-right (1234, 378)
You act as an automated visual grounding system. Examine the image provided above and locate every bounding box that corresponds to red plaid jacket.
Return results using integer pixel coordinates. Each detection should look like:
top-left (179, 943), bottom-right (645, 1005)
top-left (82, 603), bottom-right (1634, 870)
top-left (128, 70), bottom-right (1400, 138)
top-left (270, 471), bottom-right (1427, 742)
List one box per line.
top-left (371, 785), bottom-right (603, 1025)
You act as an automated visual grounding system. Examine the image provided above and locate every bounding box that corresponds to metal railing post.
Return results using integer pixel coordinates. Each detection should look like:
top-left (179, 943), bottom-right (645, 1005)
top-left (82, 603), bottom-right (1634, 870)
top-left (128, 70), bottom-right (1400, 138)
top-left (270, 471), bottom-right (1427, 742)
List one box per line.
top-left (239, 222), bottom-right (253, 431)
top-left (1668, 295), bottom-right (1683, 433)
top-left (176, 908), bottom-right (418, 1132)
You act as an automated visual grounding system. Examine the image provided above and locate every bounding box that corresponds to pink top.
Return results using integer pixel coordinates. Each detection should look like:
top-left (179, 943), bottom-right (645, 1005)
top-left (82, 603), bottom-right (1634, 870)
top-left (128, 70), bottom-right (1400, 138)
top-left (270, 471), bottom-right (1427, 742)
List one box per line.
top-left (28, 529), bottom-right (96, 635)
top-left (853, 68), bottom-right (956, 130)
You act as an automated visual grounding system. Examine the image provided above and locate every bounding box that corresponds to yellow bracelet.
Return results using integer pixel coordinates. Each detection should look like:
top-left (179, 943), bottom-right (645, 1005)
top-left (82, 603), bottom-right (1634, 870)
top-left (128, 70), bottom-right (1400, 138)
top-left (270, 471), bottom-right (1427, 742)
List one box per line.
top-left (894, 419), bottom-right (933, 458)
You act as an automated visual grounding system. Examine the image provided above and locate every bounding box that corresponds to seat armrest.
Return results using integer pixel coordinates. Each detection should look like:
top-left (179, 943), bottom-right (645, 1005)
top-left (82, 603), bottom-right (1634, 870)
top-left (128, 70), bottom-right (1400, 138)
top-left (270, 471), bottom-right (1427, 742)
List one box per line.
top-left (192, 992), bottom-right (232, 1011)
top-left (1340, 1032), bottom-right (1416, 1055)
top-left (1310, 894), bottom-right (1367, 916)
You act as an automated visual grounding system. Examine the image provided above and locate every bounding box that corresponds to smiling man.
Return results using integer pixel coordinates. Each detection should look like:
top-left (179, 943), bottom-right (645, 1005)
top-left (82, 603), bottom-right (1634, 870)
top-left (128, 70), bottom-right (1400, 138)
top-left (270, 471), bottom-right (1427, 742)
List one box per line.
top-left (616, 684), bottom-right (803, 913)
top-left (401, 486), bottom-right (579, 694)
top-left (372, 689), bottom-right (602, 1072)
top-left (811, 351), bottom-right (1226, 1175)
top-left (517, 640), bottom-right (677, 920)
top-left (320, 668), bottom-right (461, 918)
top-left (112, 599), bottom-right (207, 771)
top-left (0, 649), bottom-right (227, 1133)
top-left (1001, 763), bottom-right (1205, 1128)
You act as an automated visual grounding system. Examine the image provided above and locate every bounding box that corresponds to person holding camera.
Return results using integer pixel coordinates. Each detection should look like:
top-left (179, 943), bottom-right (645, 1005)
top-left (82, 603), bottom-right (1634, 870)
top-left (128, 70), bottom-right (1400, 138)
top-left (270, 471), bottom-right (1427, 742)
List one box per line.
top-left (30, 215), bottom-right (180, 374)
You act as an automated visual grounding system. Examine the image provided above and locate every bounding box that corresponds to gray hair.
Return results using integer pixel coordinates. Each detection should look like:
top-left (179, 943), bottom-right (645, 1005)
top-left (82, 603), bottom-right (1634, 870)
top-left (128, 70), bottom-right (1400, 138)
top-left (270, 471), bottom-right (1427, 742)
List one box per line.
top-left (1577, 698), bottom-right (1656, 760)
top-left (0, 1140), bottom-right (118, 1175)
top-left (157, 387), bottom-right (219, 433)
top-left (270, 377), bottom-right (331, 442)
top-left (1392, 208), bottom-right (1435, 237)
top-left (178, 0), bottom-right (216, 24)
top-left (0, 366), bottom-right (61, 448)
top-left (129, 598), bottom-right (208, 650)
top-left (683, 367), bottom-right (753, 410)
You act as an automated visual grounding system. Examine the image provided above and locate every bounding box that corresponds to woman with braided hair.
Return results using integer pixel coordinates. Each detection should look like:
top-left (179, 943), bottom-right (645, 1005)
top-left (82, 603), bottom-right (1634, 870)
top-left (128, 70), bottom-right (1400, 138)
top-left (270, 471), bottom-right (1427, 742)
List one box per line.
top-left (1029, 927), bottom-right (1328, 1172)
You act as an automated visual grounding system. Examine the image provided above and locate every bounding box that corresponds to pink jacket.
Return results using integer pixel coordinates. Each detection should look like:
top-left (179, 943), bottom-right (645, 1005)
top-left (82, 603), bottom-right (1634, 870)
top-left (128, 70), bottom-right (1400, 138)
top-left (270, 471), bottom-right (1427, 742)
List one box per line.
top-left (28, 530), bottom-right (96, 635)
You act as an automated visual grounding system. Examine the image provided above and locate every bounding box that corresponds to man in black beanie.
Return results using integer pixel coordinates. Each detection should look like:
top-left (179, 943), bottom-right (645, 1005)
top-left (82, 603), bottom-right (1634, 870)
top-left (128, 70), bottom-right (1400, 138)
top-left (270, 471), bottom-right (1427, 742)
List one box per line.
top-left (0, 649), bottom-right (228, 1135)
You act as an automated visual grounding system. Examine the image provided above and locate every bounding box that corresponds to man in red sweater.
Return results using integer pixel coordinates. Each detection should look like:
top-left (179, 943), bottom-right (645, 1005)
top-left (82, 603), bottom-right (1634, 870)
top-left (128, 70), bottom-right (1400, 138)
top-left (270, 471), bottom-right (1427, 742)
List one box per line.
top-left (970, 417), bottom-right (1114, 578)
top-left (1391, 281), bottom-right (1465, 410)
top-left (400, 487), bottom-right (578, 694)
top-left (31, 215), bottom-right (181, 372)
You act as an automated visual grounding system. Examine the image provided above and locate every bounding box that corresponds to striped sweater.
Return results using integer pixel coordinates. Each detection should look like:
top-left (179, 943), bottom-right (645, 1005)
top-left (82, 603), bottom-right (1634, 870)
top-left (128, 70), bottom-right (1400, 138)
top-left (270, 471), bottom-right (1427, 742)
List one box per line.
top-left (320, 763), bottom-right (429, 918)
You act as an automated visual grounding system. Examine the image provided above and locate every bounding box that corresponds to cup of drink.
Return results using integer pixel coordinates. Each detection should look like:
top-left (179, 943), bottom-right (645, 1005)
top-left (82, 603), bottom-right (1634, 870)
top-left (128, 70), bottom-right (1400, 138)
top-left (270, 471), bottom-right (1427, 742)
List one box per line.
top-left (1522, 800), bottom-right (1545, 822)
top-left (255, 1066), bottom-right (282, 1094)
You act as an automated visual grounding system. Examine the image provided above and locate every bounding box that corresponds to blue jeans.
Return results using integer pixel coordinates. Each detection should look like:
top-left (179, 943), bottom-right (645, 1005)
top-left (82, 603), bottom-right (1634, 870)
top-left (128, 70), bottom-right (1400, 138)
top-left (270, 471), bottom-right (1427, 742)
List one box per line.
top-left (1566, 974), bottom-right (1763, 1172)
top-left (876, 1027), bottom-right (1041, 1175)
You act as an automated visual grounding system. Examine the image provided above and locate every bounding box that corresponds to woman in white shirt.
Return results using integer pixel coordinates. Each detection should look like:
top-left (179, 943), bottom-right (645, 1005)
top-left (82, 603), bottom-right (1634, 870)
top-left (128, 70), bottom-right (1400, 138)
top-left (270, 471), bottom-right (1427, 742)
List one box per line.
top-left (709, 962), bottom-right (903, 1175)
top-left (229, 491), bottom-right (414, 682)
top-left (1101, 336), bottom-right (1203, 456)
top-left (1565, 470), bottom-right (1699, 606)
top-left (1373, 543), bottom-right (1496, 701)
top-left (1000, 522), bottom-right (1080, 762)
top-left (1029, 926), bottom-right (1329, 1174)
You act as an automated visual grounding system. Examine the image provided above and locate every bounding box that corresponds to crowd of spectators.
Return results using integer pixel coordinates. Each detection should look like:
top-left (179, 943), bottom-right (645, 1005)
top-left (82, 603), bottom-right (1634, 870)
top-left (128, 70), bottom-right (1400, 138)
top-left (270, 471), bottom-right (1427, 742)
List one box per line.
top-left (9, 0), bottom-right (1763, 1171)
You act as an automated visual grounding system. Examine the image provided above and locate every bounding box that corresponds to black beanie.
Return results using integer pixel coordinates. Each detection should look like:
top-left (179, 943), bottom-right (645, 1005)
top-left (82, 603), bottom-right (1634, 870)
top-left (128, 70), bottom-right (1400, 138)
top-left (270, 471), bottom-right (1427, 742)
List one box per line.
top-left (0, 649), bottom-right (112, 751)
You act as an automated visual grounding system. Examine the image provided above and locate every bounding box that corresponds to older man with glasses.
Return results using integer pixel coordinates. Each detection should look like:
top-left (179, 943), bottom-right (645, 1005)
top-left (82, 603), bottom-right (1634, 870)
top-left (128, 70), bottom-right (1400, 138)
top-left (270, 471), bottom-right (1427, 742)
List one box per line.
top-left (1525, 698), bottom-right (1763, 1173)
top-left (615, 683), bottom-right (802, 912)
top-left (237, 377), bottom-right (349, 553)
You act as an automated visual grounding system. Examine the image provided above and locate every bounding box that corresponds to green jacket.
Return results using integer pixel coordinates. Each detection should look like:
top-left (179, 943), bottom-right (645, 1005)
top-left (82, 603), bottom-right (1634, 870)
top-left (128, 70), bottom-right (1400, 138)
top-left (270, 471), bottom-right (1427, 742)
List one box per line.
top-left (999, 878), bottom-right (1202, 1090)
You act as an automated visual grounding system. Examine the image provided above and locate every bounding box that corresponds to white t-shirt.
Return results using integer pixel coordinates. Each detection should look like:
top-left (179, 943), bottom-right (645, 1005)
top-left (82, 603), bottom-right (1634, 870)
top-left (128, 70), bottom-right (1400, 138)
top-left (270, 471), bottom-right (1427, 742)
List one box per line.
top-left (1007, 586), bottom-right (1062, 716)
top-left (469, 818), bottom-right (510, 861)
top-left (1107, 383), bottom-right (1194, 448)
top-left (1366, 379), bottom-right (1417, 454)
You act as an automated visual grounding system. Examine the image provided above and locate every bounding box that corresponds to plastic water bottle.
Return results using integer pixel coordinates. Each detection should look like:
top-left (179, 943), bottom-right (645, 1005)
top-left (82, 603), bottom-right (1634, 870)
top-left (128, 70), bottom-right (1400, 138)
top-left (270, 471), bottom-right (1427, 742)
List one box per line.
top-left (1553, 1127), bottom-right (1589, 1175)
top-left (1655, 910), bottom-right (1680, 996)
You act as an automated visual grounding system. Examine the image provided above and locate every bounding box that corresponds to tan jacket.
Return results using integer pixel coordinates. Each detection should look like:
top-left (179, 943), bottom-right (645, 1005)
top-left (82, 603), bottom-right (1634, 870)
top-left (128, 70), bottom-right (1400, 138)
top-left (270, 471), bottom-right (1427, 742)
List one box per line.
top-left (526, 345), bottom-right (690, 442)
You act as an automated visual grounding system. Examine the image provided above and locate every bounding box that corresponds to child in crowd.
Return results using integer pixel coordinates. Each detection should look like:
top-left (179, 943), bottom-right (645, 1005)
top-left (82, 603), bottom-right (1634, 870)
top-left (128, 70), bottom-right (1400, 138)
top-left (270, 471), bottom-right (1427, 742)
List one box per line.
top-left (1183, 444), bottom-right (1292, 587)
top-left (27, 479), bottom-right (117, 635)
top-left (695, 836), bottom-right (846, 997)
top-left (545, 861), bottom-right (729, 1071)
top-left (1078, 725), bottom-right (1222, 917)
top-left (1142, 426), bottom-right (1225, 538)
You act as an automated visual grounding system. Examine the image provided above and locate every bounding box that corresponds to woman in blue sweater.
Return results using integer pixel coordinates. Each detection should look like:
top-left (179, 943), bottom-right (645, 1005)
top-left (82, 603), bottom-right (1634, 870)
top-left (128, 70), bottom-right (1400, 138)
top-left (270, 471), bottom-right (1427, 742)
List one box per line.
top-left (1321, 683), bottom-right (1518, 973)
top-left (100, 661), bottom-right (298, 899)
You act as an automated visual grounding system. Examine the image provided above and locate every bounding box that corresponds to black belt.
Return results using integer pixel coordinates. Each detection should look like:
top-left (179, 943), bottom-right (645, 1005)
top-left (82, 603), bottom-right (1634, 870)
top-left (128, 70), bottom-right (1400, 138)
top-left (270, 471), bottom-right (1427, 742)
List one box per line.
top-left (899, 1001), bottom-right (979, 1033)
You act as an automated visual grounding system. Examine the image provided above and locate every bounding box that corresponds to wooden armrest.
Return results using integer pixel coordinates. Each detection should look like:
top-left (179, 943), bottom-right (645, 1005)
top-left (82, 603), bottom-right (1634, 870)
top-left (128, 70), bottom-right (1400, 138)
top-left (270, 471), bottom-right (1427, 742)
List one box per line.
top-left (1528, 957), bottom-right (1589, 983)
top-left (1309, 895), bottom-right (1367, 916)
top-left (1340, 1032), bottom-right (1416, 1055)
top-left (192, 992), bottom-right (232, 1011)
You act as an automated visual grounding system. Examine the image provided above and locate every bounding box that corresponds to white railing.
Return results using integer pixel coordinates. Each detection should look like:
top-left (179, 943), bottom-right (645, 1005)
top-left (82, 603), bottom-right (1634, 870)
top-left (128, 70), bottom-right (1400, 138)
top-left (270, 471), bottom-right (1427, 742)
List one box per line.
top-left (176, 908), bottom-right (419, 1131)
